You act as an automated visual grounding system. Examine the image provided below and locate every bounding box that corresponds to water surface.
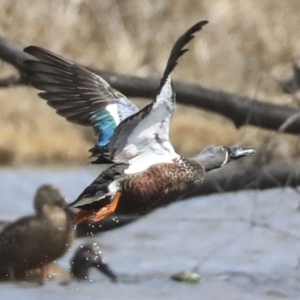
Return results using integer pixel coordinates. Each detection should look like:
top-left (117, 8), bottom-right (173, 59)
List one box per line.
top-left (0, 167), bottom-right (300, 300)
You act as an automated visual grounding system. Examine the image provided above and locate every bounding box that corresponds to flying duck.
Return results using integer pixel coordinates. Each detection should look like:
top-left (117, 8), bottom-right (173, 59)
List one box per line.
top-left (22, 21), bottom-right (255, 223)
top-left (71, 145), bottom-right (255, 223)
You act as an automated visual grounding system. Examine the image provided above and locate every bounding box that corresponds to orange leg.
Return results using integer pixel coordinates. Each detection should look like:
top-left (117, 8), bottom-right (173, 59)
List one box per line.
top-left (89, 191), bottom-right (121, 223)
top-left (73, 192), bottom-right (122, 224)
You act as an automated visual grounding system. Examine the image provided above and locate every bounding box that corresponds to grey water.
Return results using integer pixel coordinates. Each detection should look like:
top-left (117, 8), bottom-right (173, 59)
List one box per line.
top-left (0, 166), bottom-right (300, 300)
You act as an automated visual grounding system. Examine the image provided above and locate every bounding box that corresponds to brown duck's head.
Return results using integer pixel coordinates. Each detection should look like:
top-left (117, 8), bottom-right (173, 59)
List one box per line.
top-left (70, 243), bottom-right (118, 282)
top-left (193, 145), bottom-right (256, 172)
top-left (34, 184), bottom-right (67, 215)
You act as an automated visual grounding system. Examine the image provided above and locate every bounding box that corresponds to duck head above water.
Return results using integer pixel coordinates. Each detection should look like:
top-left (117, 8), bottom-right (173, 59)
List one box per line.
top-left (34, 184), bottom-right (68, 215)
top-left (71, 243), bottom-right (118, 282)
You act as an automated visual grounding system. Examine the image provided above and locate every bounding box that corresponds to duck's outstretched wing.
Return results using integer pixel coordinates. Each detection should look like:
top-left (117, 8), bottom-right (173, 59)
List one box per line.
top-left (100, 20), bottom-right (208, 173)
top-left (23, 20), bottom-right (208, 168)
top-left (23, 46), bottom-right (139, 150)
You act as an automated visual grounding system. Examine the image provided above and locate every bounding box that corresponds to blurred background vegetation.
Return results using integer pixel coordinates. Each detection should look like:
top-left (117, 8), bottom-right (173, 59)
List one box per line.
top-left (0, 0), bottom-right (300, 166)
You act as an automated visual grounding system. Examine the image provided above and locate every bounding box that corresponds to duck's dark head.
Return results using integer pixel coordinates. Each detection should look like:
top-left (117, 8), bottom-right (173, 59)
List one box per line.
top-left (70, 243), bottom-right (117, 282)
top-left (34, 184), bottom-right (67, 215)
top-left (193, 145), bottom-right (256, 172)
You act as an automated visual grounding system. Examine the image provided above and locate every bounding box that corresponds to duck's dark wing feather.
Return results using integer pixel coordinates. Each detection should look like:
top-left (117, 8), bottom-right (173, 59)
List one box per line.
top-left (23, 46), bottom-right (139, 148)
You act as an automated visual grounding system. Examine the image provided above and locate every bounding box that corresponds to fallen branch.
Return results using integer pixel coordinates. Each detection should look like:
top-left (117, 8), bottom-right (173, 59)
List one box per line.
top-left (0, 161), bottom-right (298, 237)
top-left (190, 160), bottom-right (300, 197)
top-left (75, 214), bottom-right (138, 237)
top-left (0, 35), bottom-right (300, 134)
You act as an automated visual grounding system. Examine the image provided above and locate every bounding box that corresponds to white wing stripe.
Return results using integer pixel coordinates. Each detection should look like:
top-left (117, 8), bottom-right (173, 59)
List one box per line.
top-left (106, 103), bottom-right (121, 124)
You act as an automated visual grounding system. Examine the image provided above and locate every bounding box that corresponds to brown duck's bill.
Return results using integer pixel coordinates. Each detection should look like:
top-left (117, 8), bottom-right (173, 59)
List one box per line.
top-left (94, 261), bottom-right (118, 282)
top-left (228, 146), bottom-right (256, 160)
top-left (73, 192), bottom-right (121, 224)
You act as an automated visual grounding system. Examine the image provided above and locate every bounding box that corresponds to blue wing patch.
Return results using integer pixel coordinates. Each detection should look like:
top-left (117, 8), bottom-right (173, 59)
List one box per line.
top-left (91, 110), bottom-right (117, 147)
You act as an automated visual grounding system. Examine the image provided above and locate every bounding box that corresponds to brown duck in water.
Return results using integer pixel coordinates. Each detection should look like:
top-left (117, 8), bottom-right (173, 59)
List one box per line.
top-left (0, 184), bottom-right (75, 280)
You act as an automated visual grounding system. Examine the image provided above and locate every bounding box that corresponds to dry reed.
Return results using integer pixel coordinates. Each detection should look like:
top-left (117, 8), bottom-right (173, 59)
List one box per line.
top-left (0, 0), bottom-right (299, 165)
